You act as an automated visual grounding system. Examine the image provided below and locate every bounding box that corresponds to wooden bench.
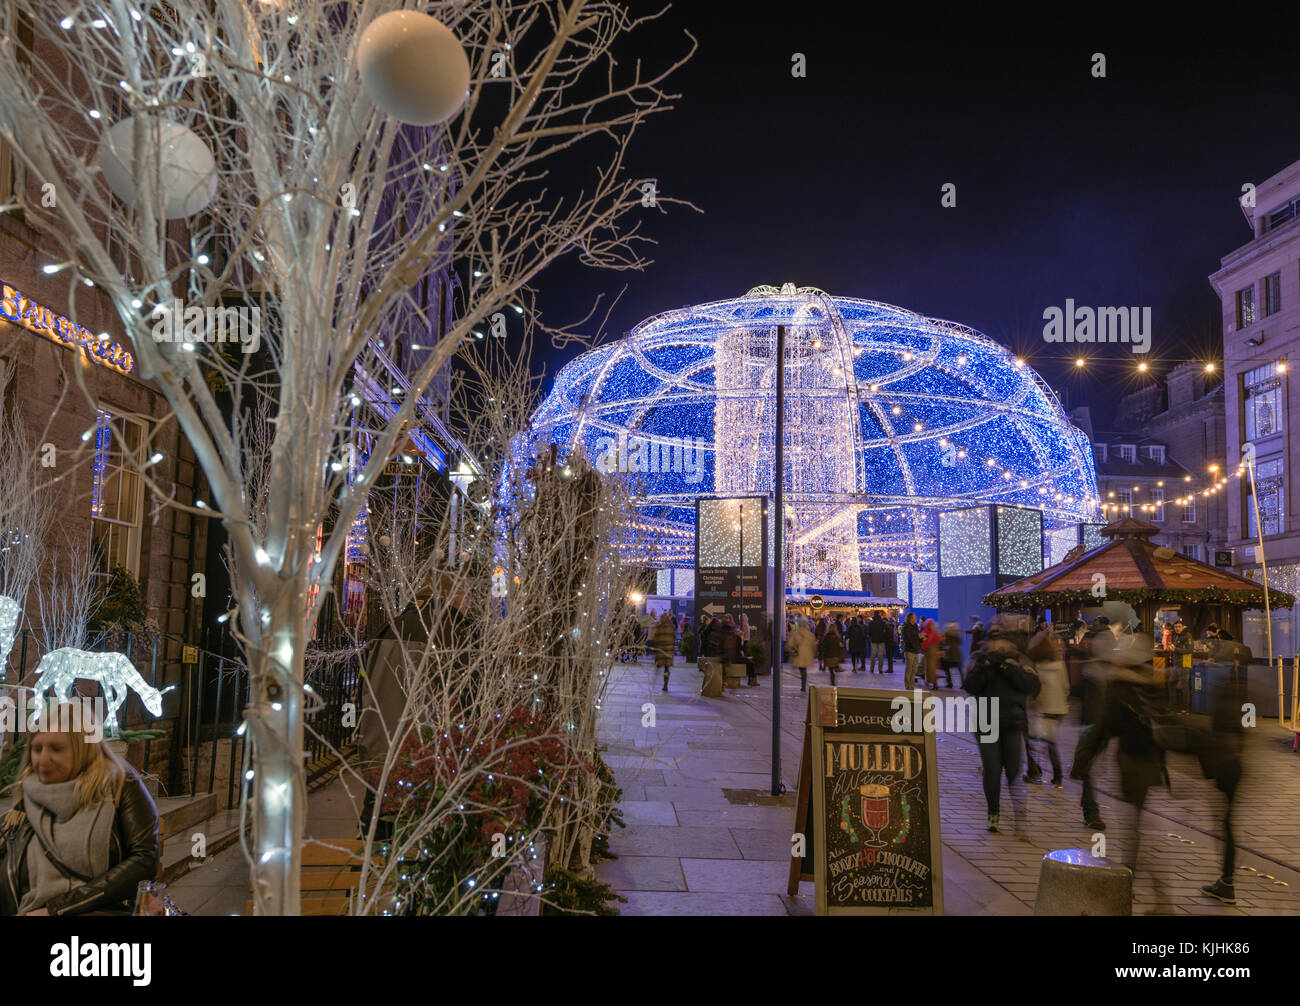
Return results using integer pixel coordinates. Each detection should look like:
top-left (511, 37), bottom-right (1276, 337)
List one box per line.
top-left (244, 839), bottom-right (387, 916)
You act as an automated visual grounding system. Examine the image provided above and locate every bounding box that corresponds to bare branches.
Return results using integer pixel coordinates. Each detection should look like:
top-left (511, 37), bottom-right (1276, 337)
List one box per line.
top-left (0, 0), bottom-right (690, 914)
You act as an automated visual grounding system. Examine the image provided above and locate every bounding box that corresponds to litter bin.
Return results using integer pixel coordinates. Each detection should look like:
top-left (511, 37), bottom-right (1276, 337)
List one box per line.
top-left (1191, 662), bottom-right (1234, 714)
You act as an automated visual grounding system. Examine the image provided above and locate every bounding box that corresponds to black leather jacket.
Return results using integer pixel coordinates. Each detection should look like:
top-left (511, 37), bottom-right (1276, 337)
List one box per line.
top-left (1, 773), bottom-right (159, 916)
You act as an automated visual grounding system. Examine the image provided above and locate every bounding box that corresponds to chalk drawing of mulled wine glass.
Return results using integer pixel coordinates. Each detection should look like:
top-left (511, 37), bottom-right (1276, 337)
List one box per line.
top-left (859, 783), bottom-right (890, 848)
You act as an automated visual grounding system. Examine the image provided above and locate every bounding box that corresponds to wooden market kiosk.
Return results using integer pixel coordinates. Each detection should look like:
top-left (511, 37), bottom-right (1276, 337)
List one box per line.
top-left (981, 517), bottom-right (1294, 641)
top-left (983, 517), bottom-right (1296, 730)
top-left (785, 591), bottom-right (907, 620)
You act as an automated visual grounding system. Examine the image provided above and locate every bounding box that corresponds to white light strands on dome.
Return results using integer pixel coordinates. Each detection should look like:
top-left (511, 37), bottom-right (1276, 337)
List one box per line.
top-left (357, 11), bottom-right (470, 125)
top-left (97, 117), bottom-right (217, 219)
top-left (528, 285), bottom-right (1098, 588)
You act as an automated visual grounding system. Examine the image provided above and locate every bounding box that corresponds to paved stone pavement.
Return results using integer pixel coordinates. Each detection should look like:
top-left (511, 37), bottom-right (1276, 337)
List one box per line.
top-left (596, 658), bottom-right (1300, 916)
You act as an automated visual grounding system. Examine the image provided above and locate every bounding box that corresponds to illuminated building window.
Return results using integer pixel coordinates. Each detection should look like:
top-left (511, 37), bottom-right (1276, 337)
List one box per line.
top-left (1180, 499), bottom-right (1197, 524)
top-left (1264, 272), bottom-right (1281, 317)
top-left (1247, 458), bottom-right (1284, 538)
top-left (1151, 488), bottom-right (1165, 522)
top-left (91, 406), bottom-right (143, 577)
top-left (1236, 286), bottom-right (1255, 329)
top-left (1244, 362), bottom-right (1283, 441)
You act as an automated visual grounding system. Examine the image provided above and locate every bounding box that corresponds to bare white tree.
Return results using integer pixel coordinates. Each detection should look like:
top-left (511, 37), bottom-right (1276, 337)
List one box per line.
top-left (0, 1), bottom-right (691, 913)
top-left (31, 533), bottom-right (103, 654)
top-left (0, 358), bottom-right (57, 635)
top-left (302, 334), bottom-right (639, 914)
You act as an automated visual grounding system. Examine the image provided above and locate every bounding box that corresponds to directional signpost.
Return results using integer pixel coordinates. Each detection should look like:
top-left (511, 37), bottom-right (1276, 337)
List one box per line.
top-left (694, 497), bottom-right (770, 641)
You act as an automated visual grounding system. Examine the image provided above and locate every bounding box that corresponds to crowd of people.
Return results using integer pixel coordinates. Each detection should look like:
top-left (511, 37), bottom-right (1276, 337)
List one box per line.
top-left (632, 603), bottom-right (1252, 910)
top-left (963, 611), bottom-right (1249, 908)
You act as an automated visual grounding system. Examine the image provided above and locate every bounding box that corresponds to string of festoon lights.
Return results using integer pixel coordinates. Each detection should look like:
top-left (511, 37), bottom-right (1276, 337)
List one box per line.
top-left (1100, 460), bottom-right (1263, 518)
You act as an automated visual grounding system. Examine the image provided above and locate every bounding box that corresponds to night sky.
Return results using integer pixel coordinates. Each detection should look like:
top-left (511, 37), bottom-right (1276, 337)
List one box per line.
top-left (522, 7), bottom-right (1300, 425)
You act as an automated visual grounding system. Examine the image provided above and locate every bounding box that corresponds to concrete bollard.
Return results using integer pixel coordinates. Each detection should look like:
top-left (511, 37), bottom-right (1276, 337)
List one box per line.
top-left (699, 659), bottom-right (724, 697)
top-left (724, 663), bottom-right (748, 689)
top-left (1033, 849), bottom-right (1132, 916)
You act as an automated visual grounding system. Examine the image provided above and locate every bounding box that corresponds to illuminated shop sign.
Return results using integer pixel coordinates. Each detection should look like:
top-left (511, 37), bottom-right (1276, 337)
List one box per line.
top-left (0, 283), bottom-right (135, 375)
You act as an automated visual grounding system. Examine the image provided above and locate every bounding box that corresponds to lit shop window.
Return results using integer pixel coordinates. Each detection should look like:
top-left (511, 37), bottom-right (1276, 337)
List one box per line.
top-left (90, 406), bottom-right (143, 577)
top-left (1246, 458), bottom-right (1284, 538)
top-left (1244, 362), bottom-right (1284, 440)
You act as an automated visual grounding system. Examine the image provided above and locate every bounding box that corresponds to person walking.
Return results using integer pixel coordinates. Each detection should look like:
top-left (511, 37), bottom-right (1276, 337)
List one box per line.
top-left (814, 617), bottom-right (828, 672)
top-left (1070, 635), bottom-right (1166, 886)
top-left (885, 613), bottom-right (899, 674)
top-left (920, 617), bottom-right (942, 688)
top-left (940, 621), bottom-right (963, 688)
top-left (652, 612), bottom-right (676, 692)
top-left (902, 612), bottom-right (922, 689)
top-left (679, 617), bottom-right (696, 664)
top-left (848, 616), bottom-right (868, 673)
top-left (966, 616), bottom-right (986, 654)
top-left (867, 612), bottom-right (887, 674)
top-left (789, 617), bottom-right (817, 692)
top-left (1067, 623), bottom-right (1115, 832)
top-left (820, 621), bottom-right (845, 687)
top-left (717, 614), bottom-right (741, 679)
top-left (699, 615), bottom-right (717, 660)
top-left (1025, 628), bottom-right (1069, 786)
top-left (963, 614), bottom-right (1041, 833)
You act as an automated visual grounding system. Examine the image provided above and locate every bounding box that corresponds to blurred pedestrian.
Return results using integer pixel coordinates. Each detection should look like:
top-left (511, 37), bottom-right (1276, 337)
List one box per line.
top-left (964, 613), bottom-right (1041, 833)
top-left (820, 621), bottom-right (845, 687)
top-left (868, 611), bottom-right (888, 674)
top-left (920, 617), bottom-right (942, 688)
top-left (940, 621), bottom-right (963, 688)
top-left (1070, 635), bottom-right (1166, 886)
top-left (1025, 628), bottom-right (1068, 786)
top-left (902, 612), bottom-right (921, 689)
top-left (652, 612), bottom-right (676, 692)
top-left (1069, 620), bottom-right (1115, 831)
top-left (848, 615), bottom-right (868, 673)
top-left (789, 618), bottom-right (816, 692)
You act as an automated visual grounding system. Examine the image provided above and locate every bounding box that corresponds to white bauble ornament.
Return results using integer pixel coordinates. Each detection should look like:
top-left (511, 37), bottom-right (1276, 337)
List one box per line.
top-left (98, 117), bottom-right (217, 218)
top-left (378, 535), bottom-right (391, 548)
top-left (357, 11), bottom-right (469, 125)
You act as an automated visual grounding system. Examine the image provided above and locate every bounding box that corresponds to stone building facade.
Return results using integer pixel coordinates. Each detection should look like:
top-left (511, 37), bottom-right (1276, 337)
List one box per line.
top-left (1209, 155), bottom-right (1300, 658)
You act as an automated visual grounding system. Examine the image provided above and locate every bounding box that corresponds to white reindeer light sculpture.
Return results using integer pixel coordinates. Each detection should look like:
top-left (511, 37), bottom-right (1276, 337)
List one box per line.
top-left (0, 595), bottom-right (170, 736)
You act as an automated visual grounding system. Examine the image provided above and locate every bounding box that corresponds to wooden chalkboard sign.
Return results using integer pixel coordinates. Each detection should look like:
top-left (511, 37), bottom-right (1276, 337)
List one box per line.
top-left (788, 686), bottom-right (943, 915)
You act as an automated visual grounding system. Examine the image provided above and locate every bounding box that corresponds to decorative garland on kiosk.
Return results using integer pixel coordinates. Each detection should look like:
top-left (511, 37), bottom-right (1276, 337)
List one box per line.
top-left (982, 585), bottom-right (1295, 610)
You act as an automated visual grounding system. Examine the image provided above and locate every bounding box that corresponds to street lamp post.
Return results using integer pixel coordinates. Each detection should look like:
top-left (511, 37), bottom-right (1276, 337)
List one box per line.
top-left (1244, 455), bottom-right (1277, 722)
top-left (771, 324), bottom-right (786, 796)
top-left (738, 502), bottom-right (745, 632)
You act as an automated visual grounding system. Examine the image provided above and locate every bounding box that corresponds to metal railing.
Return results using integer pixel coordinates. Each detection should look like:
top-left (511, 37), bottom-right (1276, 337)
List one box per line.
top-left (3, 626), bottom-right (361, 808)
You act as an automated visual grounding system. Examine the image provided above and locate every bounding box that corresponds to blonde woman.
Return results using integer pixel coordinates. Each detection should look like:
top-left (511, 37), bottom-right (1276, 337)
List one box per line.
top-left (1, 705), bottom-right (160, 916)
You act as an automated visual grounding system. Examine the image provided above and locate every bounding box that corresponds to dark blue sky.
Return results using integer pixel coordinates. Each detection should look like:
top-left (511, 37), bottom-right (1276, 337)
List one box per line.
top-left (525, 6), bottom-right (1300, 423)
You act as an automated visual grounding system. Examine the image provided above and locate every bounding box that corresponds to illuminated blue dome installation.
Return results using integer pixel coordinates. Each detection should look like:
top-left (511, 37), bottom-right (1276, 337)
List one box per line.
top-left (530, 284), bottom-right (1100, 588)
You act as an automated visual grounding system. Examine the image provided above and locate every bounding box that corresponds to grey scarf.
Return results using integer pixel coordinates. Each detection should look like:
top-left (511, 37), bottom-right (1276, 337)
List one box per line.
top-left (17, 777), bottom-right (114, 913)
